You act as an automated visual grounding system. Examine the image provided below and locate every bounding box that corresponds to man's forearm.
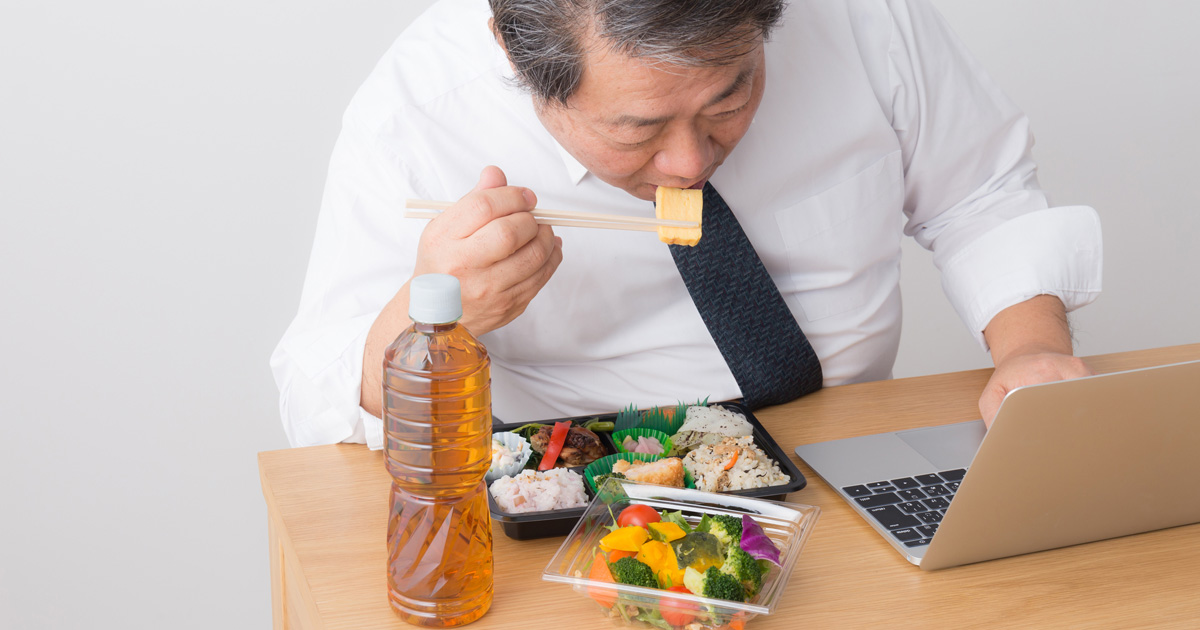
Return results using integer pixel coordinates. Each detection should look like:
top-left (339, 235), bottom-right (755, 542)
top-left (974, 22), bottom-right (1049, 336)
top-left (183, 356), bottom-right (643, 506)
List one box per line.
top-left (360, 283), bottom-right (413, 419)
top-left (982, 295), bottom-right (1073, 365)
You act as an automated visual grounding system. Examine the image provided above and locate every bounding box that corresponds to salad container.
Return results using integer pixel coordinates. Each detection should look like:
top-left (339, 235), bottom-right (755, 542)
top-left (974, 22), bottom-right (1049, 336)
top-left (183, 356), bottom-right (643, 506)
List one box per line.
top-left (487, 402), bottom-right (808, 540)
top-left (543, 478), bottom-right (820, 629)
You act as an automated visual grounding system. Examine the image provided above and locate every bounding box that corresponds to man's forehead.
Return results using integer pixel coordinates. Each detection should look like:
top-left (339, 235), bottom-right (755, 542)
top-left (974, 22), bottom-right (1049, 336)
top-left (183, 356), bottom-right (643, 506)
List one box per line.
top-left (573, 41), bottom-right (762, 123)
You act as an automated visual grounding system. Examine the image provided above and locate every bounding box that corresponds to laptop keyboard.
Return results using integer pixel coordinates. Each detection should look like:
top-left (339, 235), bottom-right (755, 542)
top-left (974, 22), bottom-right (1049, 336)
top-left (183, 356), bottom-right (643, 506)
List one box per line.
top-left (842, 468), bottom-right (967, 548)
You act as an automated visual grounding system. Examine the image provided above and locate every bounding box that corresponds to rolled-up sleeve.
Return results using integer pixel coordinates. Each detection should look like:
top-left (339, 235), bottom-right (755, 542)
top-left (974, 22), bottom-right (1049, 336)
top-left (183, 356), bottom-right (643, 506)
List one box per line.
top-left (271, 109), bottom-right (426, 448)
top-left (884, 0), bottom-right (1103, 349)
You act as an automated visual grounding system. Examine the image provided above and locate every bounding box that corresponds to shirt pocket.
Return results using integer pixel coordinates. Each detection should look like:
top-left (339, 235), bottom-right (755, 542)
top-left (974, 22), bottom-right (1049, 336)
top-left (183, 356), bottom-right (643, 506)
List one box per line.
top-left (773, 150), bottom-right (904, 321)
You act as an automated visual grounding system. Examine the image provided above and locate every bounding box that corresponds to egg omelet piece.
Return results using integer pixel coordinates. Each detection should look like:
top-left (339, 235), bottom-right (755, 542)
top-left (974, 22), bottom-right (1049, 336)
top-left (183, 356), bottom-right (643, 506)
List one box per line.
top-left (655, 186), bottom-right (703, 246)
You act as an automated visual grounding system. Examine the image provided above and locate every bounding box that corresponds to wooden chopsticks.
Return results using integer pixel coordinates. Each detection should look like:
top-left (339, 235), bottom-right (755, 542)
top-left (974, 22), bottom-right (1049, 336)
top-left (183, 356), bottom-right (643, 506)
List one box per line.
top-left (404, 198), bottom-right (698, 233)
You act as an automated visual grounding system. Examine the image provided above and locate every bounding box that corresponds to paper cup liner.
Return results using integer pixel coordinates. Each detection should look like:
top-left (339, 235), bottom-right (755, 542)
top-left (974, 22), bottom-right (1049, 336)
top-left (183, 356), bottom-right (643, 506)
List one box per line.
top-left (612, 428), bottom-right (673, 457)
top-left (486, 431), bottom-right (532, 482)
top-left (583, 452), bottom-right (695, 494)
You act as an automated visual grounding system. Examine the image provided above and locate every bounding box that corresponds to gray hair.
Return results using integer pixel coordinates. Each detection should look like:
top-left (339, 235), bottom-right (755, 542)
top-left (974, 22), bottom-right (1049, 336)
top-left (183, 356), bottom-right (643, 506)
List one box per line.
top-left (490, 0), bottom-right (786, 106)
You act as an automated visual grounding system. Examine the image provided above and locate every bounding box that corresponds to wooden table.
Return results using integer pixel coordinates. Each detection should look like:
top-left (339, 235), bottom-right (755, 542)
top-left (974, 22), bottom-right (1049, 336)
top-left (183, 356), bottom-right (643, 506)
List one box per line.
top-left (259, 344), bottom-right (1200, 629)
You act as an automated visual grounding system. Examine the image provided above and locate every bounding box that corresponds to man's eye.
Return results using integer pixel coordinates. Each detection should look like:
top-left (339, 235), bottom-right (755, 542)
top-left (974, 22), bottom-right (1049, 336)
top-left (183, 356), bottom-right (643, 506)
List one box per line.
top-left (615, 138), bottom-right (652, 147)
top-left (714, 102), bottom-right (750, 118)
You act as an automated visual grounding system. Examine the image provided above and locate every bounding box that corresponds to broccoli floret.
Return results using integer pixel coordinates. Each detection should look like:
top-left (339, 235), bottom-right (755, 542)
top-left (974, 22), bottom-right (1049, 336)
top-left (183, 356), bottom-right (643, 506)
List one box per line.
top-left (721, 546), bottom-right (764, 597)
top-left (700, 514), bottom-right (743, 547)
top-left (592, 471), bottom-right (626, 487)
top-left (610, 557), bottom-right (658, 589)
top-left (701, 566), bottom-right (745, 602)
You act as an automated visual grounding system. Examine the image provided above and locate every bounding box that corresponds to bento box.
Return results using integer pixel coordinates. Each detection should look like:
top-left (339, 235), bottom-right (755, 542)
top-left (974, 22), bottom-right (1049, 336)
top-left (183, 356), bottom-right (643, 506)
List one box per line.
top-left (486, 401), bottom-right (808, 540)
top-left (542, 478), bottom-right (820, 629)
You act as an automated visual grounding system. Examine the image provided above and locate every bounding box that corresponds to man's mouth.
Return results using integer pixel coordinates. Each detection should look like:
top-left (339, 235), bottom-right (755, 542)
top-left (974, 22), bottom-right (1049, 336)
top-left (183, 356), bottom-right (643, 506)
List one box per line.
top-left (659, 177), bottom-right (707, 190)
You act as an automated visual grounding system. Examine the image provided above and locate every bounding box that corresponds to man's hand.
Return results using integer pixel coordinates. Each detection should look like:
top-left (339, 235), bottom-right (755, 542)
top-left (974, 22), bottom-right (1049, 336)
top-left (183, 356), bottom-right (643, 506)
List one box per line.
top-left (360, 166), bottom-right (561, 418)
top-left (413, 165), bottom-right (562, 335)
top-left (979, 349), bottom-right (1093, 427)
top-left (979, 295), bottom-right (1094, 427)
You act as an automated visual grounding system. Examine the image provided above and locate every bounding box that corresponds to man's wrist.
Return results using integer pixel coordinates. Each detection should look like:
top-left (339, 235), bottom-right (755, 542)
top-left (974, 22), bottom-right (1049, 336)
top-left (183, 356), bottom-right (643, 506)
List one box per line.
top-left (983, 295), bottom-right (1073, 366)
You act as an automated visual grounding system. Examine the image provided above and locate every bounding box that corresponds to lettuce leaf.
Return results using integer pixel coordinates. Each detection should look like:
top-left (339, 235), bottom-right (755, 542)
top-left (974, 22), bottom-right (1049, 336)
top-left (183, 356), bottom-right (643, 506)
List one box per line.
top-left (659, 510), bottom-right (693, 535)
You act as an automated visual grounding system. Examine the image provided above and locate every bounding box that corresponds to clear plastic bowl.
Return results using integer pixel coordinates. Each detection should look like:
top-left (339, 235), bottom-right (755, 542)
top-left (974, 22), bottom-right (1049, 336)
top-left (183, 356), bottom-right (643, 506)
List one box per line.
top-left (542, 478), bottom-right (820, 629)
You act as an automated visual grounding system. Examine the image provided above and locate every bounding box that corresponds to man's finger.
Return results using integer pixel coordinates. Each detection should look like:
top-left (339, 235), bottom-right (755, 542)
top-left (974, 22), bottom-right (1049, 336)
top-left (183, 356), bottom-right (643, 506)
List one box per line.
top-left (471, 226), bottom-right (561, 303)
top-left (463, 210), bottom-right (542, 267)
top-left (502, 224), bottom-right (557, 278)
top-left (472, 165), bottom-right (508, 192)
top-left (495, 234), bottom-right (564, 313)
top-left (440, 186), bottom-right (537, 239)
top-left (979, 386), bottom-right (1003, 428)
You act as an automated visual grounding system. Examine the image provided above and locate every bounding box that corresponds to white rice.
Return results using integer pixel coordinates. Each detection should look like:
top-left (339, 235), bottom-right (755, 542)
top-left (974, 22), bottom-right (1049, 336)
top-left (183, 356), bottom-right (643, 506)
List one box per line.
top-left (676, 405), bottom-right (754, 437)
top-left (683, 436), bottom-right (790, 492)
top-left (489, 468), bottom-right (588, 514)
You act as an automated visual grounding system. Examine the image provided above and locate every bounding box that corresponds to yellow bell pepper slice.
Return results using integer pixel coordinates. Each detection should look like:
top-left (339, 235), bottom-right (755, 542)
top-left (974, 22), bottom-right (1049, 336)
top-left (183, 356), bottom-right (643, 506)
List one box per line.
top-left (636, 541), bottom-right (670, 573)
top-left (635, 540), bottom-right (686, 588)
top-left (647, 521), bottom-right (687, 543)
top-left (599, 526), bottom-right (649, 553)
top-left (660, 543), bottom-right (686, 587)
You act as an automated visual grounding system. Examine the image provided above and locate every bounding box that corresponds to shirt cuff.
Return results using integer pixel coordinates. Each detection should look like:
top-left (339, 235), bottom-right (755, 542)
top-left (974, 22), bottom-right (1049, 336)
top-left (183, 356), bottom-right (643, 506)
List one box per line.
top-left (272, 313), bottom-right (377, 447)
top-left (939, 206), bottom-right (1103, 350)
top-left (360, 407), bottom-right (385, 451)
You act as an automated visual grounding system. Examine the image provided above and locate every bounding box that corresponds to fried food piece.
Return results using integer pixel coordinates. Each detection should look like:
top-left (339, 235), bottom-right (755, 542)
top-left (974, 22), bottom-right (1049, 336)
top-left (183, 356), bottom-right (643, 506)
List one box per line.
top-left (611, 457), bottom-right (686, 487)
top-left (530, 425), bottom-right (607, 467)
top-left (655, 186), bottom-right (703, 246)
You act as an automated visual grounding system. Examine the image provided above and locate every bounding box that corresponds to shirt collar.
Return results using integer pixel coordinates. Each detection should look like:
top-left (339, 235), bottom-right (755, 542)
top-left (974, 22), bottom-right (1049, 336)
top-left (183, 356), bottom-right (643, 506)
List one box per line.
top-left (555, 141), bottom-right (589, 185)
top-left (491, 38), bottom-right (589, 185)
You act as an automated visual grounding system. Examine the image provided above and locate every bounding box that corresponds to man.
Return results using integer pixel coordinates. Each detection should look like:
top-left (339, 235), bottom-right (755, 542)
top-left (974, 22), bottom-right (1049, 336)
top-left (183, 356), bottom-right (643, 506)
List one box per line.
top-left (272, 0), bottom-right (1101, 449)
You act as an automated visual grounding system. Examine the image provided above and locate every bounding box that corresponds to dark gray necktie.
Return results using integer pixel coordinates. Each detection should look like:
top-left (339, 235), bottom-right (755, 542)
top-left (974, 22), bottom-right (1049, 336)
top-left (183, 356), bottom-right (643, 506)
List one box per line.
top-left (666, 182), bottom-right (823, 409)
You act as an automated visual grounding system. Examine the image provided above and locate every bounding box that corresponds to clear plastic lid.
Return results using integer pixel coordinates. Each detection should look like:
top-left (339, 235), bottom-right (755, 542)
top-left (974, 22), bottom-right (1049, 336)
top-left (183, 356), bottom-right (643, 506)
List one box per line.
top-left (542, 478), bottom-right (820, 628)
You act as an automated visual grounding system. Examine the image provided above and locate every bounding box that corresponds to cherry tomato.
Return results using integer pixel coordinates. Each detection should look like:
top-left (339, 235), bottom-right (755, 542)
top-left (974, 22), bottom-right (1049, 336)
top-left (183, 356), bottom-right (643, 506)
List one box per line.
top-left (617, 504), bottom-right (661, 529)
top-left (660, 585), bottom-right (699, 627)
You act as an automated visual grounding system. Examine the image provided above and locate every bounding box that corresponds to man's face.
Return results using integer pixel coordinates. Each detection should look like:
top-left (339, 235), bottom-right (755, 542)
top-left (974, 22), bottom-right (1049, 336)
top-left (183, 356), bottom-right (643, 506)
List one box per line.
top-left (536, 40), bottom-right (766, 201)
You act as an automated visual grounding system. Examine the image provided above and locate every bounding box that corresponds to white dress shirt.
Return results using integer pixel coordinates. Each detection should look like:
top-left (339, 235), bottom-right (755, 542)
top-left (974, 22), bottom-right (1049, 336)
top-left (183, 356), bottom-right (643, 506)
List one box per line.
top-left (271, 0), bottom-right (1102, 449)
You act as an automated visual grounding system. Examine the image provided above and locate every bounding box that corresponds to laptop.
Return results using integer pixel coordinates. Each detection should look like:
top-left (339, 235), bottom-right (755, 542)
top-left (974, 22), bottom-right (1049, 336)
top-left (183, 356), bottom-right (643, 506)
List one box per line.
top-left (794, 359), bottom-right (1200, 570)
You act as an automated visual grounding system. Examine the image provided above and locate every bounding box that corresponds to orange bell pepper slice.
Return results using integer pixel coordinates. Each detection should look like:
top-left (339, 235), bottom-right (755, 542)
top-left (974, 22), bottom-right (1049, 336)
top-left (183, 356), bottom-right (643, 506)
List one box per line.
top-left (606, 549), bottom-right (637, 562)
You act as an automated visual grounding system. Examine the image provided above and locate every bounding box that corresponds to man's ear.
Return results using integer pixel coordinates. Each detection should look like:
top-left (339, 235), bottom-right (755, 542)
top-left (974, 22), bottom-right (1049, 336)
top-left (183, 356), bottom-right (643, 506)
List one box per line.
top-left (488, 17), bottom-right (507, 55)
top-left (488, 17), bottom-right (517, 72)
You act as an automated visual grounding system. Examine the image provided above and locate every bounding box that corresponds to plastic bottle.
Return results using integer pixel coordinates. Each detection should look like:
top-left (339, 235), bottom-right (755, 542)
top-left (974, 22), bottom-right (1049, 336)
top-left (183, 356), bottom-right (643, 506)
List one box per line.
top-left (384, 274), bottom-right (493, 627)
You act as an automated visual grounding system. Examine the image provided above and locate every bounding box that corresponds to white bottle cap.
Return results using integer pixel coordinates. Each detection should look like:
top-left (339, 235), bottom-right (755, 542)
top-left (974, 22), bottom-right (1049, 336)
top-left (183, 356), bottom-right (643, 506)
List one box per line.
top-left (408, 274), bottom-right (463, 324)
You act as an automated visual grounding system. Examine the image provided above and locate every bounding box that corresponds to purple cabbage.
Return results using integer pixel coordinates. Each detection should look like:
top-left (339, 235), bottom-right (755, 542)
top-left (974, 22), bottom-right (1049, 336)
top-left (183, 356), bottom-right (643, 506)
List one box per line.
top-left (740, 514), bottom-right (781, 566)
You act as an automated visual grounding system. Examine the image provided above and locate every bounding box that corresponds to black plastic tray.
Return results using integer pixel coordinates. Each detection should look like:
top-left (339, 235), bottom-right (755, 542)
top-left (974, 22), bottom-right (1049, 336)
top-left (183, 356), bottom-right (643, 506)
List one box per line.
top-left (486, 401), bottom-right (807, 540)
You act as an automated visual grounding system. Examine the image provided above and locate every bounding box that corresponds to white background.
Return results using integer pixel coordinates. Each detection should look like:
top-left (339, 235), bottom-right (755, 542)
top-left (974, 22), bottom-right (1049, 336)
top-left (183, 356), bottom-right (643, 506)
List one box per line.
top-left (1, 1), bottom-right (1196, 628)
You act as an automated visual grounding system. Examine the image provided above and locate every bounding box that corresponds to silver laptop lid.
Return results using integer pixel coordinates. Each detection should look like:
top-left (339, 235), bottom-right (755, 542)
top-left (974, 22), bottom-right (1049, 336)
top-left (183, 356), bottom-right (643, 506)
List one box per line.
top-left (920, 359), bottom-right (1200, 569)
top-left (796, 359), bottom-right (1200, 570)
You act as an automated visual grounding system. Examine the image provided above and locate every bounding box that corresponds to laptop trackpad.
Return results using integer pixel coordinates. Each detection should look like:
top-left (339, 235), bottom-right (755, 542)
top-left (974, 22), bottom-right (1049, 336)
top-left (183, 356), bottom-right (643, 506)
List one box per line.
top-left (896, 420), bottom-right (986, 471)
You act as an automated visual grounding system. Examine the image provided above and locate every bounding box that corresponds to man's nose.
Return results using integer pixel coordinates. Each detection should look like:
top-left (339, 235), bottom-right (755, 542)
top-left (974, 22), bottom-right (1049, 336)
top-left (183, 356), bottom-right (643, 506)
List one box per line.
top-left (654, 127), bottom-right (714, 182)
